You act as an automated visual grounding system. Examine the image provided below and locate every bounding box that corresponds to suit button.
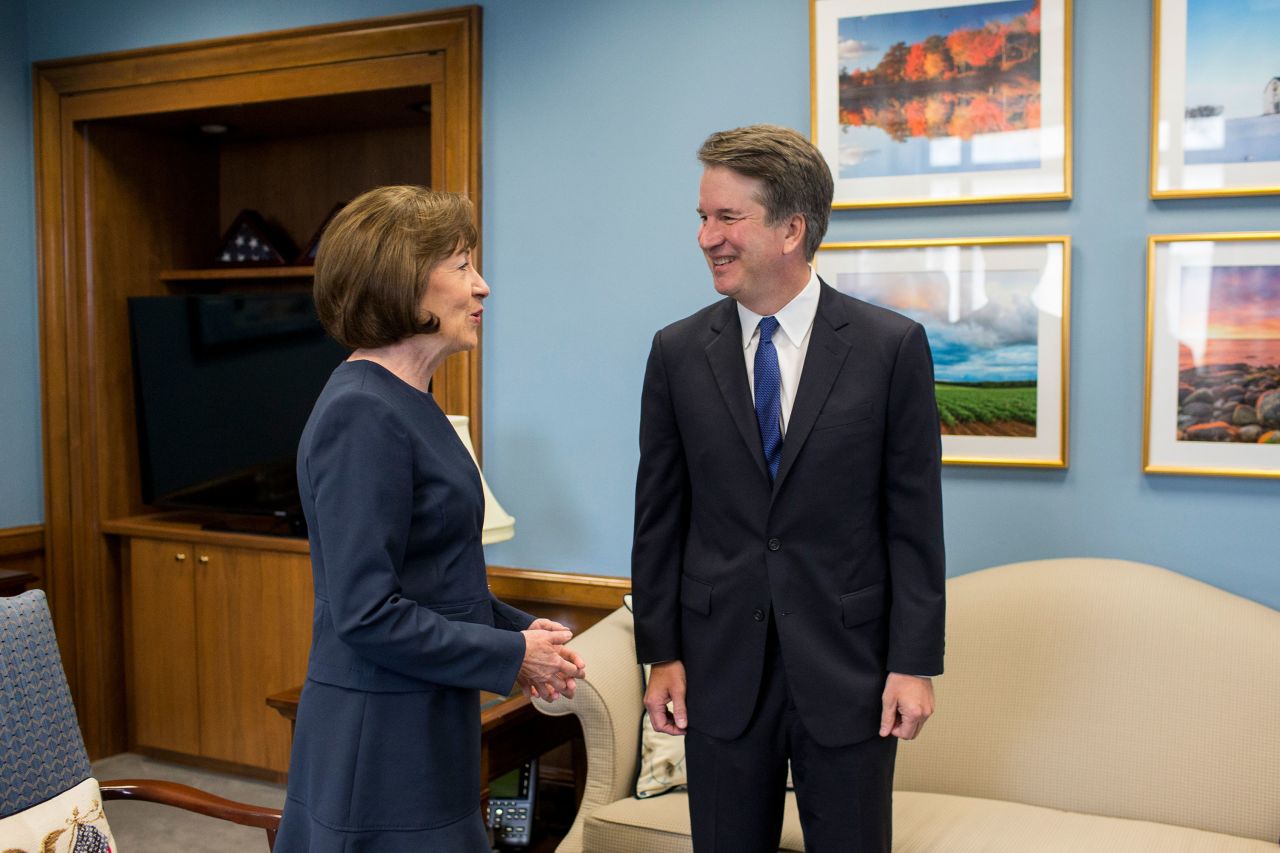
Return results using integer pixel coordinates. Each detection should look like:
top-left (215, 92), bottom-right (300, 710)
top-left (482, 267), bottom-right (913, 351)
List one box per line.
top-left (767, 538), bottom-right (781, 551)
top-left (752, 609), bottom-right (765, 622)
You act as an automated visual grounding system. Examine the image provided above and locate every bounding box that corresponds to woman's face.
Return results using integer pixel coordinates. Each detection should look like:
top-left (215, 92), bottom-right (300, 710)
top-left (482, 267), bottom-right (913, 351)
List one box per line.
top-left (421, 246), bottom-right (489, 355)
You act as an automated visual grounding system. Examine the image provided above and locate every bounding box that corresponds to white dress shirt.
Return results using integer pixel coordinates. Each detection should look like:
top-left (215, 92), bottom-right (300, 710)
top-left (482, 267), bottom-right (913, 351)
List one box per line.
top-left (737, 268), bottom-right (820, 437)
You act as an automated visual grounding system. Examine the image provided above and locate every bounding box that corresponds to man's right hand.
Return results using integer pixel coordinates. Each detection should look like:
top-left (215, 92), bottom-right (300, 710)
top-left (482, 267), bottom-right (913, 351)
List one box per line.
top-left (643, 660), bottom-right (688, 735)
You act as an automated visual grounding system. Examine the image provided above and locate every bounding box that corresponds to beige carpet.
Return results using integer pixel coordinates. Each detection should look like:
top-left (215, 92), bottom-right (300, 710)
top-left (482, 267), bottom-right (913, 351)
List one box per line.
top-left (90, 755), bottom-right (515, 851)
top-left (91, 753), bottom-right (285, 852)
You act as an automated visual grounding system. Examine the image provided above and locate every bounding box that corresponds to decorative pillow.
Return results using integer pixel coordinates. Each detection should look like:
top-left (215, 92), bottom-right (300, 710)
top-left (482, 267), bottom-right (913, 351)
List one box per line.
top-left (635, 657), bottom-right (689, 799)
top-left (624, 595), bottom-right (688, 799)
top-left (623, 595), bottom-right (793, 799)
top-left (0, 777), bottom-right (116, 853)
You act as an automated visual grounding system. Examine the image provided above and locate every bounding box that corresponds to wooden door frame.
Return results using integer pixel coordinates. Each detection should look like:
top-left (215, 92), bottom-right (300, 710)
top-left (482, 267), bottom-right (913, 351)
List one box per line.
top-left (32, 7), bottom-right (482, 757)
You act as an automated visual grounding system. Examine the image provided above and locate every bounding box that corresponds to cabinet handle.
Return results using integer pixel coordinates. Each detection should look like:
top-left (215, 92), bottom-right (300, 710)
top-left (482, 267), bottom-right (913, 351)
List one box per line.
top-left (175, 553), bottom-right (187, 562)
top-left (197, 554), bottom-right (210, 565)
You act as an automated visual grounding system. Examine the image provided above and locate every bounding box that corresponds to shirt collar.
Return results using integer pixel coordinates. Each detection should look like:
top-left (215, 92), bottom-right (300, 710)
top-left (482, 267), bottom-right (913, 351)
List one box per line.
top-left (738, 267), bottom-right (821, 350)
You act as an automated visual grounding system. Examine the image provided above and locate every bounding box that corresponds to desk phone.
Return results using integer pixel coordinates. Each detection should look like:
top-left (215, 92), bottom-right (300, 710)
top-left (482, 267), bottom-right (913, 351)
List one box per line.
top-left (487, 759), bottom-right (537, 847)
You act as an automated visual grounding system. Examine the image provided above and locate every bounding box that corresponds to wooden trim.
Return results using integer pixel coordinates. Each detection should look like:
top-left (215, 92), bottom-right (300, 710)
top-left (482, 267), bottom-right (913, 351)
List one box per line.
top-left (34, 11), bottom-right (468, 92)
top-left (486, 565), bottom-right (630, 610)
top-left (0, 524), bottom-right (44, 557)
top-left (34, 73), bottom-right (72, 642)
top-left (62, 53), bottom-right (446, 123)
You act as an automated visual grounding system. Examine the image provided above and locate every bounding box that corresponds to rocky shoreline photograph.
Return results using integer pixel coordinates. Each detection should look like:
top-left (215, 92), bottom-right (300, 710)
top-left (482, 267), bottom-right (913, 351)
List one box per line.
top-left (1177, 363), bottom-right (1280, 443)
top-left (1174, 262), bottom-right (1280, 445)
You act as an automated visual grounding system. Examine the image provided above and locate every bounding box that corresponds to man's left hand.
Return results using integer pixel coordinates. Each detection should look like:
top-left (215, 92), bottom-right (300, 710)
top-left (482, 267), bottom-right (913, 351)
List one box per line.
top-left (879, 673), bottom-right (934, 739)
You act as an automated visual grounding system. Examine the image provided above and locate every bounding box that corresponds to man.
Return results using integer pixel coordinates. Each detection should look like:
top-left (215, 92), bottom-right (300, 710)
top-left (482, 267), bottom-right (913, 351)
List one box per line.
top-left (631, 124), bottom-right (945, 852)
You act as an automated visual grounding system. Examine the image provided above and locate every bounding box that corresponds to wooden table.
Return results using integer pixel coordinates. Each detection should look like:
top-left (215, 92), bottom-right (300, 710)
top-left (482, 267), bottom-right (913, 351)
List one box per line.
top-left (0, 569), bottom-right (37, 596)
top-left (265, 597), bottom-right (614, 833)
top-left (266, 683), bottom-right (581, 808)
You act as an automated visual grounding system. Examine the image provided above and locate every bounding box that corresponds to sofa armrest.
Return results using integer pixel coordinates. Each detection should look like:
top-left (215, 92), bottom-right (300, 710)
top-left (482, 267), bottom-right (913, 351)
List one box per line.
top-left (532, 606), bottom-right (643, 853)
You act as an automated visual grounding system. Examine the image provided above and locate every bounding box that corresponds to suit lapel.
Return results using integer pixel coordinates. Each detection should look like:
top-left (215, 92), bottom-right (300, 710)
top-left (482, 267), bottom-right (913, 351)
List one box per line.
top-left (773, 282), bottom-right (852, 496)
top-left (705, 299), bottom-right (768, 481)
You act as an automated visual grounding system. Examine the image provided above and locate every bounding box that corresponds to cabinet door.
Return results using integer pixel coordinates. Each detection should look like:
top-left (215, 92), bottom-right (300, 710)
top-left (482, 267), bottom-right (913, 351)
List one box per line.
top-left (194, 545), bottom-right (313, 772)
top-left (128, 538), bottom-right (200, 754)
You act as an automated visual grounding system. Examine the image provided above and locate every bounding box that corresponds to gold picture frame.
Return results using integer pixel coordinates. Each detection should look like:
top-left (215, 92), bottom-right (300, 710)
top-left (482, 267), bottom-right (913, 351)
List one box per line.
top-left (1144, 232), bottom-right (1280, 478)
top-left (810, 0), bottom-right (1073, 209)
top-left (816, 236), bottom-right (1070, 467)
top-left (1150, 0), bottom-right (1280, 199)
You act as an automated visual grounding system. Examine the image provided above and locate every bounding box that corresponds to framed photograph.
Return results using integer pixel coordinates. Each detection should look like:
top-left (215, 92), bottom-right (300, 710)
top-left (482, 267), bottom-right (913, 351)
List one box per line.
top-left (1144, 233), bottom-right (1280, 478)
top-left (816, 237), bottom-right (1070, 467)
top-left (810, 0), bottom-right (1072, 208)
top-left (1151, 0), bottom-right (1280, 198)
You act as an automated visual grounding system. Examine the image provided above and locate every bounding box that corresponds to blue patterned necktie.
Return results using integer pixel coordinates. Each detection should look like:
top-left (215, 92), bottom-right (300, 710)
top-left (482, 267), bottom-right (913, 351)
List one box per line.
top-left (754, 316), bottom-right (783, 480)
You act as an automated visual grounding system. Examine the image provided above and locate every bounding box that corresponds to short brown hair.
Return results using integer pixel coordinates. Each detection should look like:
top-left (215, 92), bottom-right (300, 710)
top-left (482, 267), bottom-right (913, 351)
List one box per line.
top-left (697, 124), bottom-right (833, 260)
top-left (313, 185), bottom-right (478, 349)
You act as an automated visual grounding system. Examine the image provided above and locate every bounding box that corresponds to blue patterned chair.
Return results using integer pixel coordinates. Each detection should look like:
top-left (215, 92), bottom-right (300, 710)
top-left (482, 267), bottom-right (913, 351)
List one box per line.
top-left (0, 590), bottom-right (281, 851)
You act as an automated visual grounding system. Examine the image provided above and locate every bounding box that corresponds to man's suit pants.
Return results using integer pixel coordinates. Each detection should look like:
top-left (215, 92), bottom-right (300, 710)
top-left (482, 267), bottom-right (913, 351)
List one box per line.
top-left (685, 617), bottom-right (897, 853)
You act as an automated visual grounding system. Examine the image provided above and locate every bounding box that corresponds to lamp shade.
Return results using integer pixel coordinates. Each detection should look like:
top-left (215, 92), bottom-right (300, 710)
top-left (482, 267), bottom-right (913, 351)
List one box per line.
top-left (447, 415), bottom-right (516, 545)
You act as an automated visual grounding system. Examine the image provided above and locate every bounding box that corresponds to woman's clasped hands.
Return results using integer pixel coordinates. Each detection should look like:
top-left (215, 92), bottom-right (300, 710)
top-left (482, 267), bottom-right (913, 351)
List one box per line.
top-left (518, 618), bottom-right (586, 702)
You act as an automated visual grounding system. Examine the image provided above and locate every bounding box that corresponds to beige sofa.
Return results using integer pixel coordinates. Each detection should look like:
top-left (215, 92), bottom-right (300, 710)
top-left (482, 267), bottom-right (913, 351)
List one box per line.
top-left (533, 558), bottom-right (1280, 852)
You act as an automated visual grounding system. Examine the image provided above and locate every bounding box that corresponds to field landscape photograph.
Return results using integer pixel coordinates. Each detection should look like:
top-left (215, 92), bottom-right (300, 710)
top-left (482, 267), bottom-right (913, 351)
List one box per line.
top-left (836, 268), bottom-right (1041, 436)
top-left (1175, 264), bottom-right (1280, 444)
top-left (836, 0), bottom-right (1043, 179)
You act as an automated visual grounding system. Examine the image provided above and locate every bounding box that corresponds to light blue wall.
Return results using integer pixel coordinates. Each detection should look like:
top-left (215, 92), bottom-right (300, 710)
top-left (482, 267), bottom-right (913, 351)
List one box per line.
top-left (0, 0), bottom-right (41, 525)
top-left (14, 0), bottom-right (1279, 609)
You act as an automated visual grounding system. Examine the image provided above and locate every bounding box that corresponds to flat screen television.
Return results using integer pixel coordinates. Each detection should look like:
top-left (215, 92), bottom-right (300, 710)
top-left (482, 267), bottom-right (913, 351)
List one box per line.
top-left (128, 291), bottom-right (349, 534)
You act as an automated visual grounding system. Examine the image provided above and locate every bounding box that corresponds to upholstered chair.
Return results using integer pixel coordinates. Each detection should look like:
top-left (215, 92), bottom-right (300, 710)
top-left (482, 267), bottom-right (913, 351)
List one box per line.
top-left (0, 590), bottom-right (281, 851)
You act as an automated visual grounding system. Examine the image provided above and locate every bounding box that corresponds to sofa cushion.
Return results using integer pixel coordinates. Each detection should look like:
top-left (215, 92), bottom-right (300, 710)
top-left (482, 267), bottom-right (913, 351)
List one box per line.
top-left (581, 790), bottom-right (1276, 853)
top-left (895, 791), bottom-right (1278, 852)
top-left (895, 559), bottom-right (1280, 843)
top-left (0, 777), bottom-right (116, 853)
top-left (583, 791), bottom-right (805, 853)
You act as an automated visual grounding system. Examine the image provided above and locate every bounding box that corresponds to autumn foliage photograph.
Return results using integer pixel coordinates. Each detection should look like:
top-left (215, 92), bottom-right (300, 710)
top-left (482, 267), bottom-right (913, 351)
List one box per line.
top-left (835, 0), bottom-right (1043, 177)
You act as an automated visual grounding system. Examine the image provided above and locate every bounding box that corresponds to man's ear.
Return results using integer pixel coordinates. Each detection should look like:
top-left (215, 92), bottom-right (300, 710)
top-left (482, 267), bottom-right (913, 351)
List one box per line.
top-left (782, 214), bottom-right (807, 256)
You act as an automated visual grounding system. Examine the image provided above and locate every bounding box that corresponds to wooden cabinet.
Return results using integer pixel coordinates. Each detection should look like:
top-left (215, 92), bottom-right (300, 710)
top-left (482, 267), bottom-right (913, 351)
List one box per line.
top-left (35, 10), bottom-right (484, 758)
top-left (128, 539), bottom-right (201, 756)
top-left (194, 545), bottom-right (312, 771)
top-left (122, 527), bottom-right (312, 777)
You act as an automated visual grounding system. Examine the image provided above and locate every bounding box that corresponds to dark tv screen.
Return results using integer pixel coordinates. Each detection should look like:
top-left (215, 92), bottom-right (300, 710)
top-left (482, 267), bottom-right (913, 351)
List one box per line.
top-left (128, 292), bottom-right (348, 526)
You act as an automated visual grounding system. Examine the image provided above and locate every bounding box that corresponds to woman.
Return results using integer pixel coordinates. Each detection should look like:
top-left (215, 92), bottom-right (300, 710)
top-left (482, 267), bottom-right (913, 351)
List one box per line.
top-left (276, 186), bottom-right (585, 852)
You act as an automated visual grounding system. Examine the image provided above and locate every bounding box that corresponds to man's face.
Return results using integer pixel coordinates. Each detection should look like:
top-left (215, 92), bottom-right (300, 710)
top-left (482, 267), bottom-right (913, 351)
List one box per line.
top-left (697, 166), bottom-right (796, 308)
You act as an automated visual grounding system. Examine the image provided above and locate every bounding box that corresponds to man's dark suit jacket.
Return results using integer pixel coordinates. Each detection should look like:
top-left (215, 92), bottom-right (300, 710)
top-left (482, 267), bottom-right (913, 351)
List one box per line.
top-left (633, 281), bottom-right (946, 748)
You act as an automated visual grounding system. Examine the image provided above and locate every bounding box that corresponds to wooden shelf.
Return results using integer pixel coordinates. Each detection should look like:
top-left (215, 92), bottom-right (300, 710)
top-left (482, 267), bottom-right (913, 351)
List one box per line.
top-left (103, 513), bottom-right (309, 554)
top-left (159, 267), bottom-right (315, 282)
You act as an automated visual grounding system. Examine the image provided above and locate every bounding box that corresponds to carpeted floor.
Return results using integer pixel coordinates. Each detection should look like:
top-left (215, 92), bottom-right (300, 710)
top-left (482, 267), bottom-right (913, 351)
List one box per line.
top-left (91, 753), bottom-right (285, 852)
top-left (91, 753), bottom-right (531, 851)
